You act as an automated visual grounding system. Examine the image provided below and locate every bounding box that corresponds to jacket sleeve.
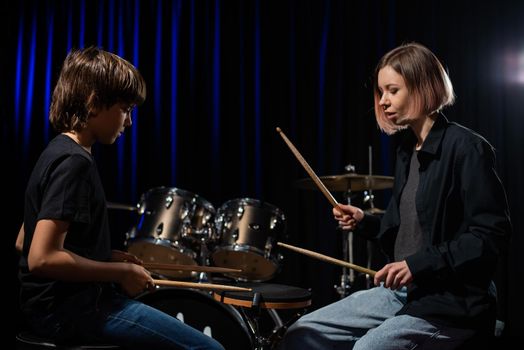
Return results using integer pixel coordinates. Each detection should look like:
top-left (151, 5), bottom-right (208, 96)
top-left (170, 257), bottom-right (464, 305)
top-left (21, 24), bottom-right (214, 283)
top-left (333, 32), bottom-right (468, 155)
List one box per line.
top-left (355, 213), bottom-right (382, 240)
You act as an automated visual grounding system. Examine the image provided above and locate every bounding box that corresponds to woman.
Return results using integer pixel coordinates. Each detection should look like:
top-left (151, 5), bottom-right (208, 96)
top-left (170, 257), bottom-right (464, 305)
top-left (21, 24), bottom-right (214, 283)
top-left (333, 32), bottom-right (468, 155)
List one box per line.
top-left (278, 42), bottom-right (511, 350)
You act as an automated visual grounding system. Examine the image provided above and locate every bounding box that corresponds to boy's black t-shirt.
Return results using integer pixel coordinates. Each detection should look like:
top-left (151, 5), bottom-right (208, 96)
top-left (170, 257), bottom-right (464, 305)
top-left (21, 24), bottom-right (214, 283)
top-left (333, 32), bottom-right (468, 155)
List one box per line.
top-left (19, 134), bottom-right (112, 315)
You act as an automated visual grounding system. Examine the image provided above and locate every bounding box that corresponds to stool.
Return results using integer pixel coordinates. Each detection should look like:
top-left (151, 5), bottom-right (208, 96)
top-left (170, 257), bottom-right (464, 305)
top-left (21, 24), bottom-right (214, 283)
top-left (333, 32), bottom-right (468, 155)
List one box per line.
top-left (16, 331), bottom-right (121, 350)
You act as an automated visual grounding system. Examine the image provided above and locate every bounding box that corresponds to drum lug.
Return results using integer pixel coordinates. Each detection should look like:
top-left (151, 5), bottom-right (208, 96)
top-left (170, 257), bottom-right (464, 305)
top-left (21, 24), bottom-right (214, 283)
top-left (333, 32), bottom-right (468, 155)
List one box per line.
top-left (165, 195), bottom-right (173, 209)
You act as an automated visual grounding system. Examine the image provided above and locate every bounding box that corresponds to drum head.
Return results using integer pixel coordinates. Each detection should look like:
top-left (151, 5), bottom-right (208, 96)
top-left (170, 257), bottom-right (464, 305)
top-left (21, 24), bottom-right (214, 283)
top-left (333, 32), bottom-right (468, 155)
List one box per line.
top-left (137, 288), bottom-right (252, 349)
top-left (211, 249), bottom-right (279, 282)
top-left (214, 283), bottom-right (312, 309)
top-left (127, 240), bottom-right (197, 279)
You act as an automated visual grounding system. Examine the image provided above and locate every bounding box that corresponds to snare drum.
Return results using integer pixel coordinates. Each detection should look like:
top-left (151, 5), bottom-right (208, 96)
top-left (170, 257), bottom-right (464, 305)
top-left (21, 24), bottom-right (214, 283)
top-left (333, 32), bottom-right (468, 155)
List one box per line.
top-left (126, 187), bottom-right (216, 279)
top-left (212, 198), bottom-right (286, 282)
top-left (213, 283), bottom-right (312, 309)
top-left (213, 283), bottom-right (311, 349)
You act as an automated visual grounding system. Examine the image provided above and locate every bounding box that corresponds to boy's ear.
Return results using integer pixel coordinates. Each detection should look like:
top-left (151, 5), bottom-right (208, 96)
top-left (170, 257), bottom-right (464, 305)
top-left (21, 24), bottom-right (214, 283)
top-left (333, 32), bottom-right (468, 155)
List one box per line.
top-left (86, 91), bottom-right (100, 116)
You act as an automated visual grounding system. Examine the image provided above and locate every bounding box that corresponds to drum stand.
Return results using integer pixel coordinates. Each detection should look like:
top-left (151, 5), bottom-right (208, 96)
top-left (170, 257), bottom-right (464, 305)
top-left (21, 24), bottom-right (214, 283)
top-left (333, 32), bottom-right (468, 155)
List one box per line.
top-left (237, 294), bottom-right (307, 350)
top-left (197, 241), bottom-right (210, 282)
top-left (334, 189), bottom-right (355, 299)
top-left (363, 190), bottom-right (376, 289)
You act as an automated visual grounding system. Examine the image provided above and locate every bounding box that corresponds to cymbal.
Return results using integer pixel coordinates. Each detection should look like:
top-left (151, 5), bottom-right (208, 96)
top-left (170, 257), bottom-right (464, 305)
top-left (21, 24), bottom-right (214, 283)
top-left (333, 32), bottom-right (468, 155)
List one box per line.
top-left (106, 201), bottom-right (137, 211)
top-left (295, 173), bottom-right (394, 192)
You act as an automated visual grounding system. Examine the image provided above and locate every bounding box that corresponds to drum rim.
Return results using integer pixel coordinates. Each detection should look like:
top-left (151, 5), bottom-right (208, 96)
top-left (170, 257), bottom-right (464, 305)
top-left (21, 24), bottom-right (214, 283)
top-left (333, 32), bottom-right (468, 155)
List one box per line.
top-left (126, 238), bottom-right (199, 259)
top-left (213, 294), bottom-right (312, 309)
top-left (212, 243), bottom-right (280, 261)
top-left (212, 283), bottom-right (312, 309)
top-left (211, 245), bottom-right (281, 281)
top-left (139, 186), bottom-right (216, 213)
top-left (217, 198), bottom-right (286, 218)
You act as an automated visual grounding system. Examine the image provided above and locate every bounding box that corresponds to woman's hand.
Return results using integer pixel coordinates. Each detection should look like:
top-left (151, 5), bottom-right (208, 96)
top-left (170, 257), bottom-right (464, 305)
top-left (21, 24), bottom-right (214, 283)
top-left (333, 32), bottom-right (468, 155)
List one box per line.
top-left (374, 260), bottom-right (413, 290)
top-left (333, 204), bottom-right (364, 231)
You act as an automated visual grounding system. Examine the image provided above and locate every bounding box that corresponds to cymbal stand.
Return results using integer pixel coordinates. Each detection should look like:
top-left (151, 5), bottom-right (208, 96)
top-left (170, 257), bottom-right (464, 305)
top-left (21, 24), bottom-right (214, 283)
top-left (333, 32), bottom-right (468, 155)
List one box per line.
top-left (364, 146), bottom-right (376, 289)
top-left (334, 164), bottom-right (356, 299)
top-left (364, 146), bottom-right (376, 211)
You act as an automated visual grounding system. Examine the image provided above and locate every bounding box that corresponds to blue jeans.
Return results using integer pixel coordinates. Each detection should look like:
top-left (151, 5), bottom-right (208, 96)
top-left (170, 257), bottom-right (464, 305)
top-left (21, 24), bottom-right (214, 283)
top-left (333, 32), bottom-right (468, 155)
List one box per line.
top-left (27, 285), bottom-right (224, 350)
top-left (278, 286), bottom-right (475, 350)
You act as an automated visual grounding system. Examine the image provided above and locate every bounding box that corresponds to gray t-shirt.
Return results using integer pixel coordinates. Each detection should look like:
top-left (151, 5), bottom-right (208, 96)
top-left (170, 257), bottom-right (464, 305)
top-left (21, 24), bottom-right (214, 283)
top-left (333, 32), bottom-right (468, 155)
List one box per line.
top-left (394, 150), bottom-right (424, 261)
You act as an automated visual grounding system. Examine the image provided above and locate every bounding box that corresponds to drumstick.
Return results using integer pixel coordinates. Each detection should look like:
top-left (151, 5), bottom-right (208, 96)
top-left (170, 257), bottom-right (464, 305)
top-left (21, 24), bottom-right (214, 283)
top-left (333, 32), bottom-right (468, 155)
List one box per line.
top-left (144, 263), bottom-right (242, 274)
top-left (276, 127), bottom-right (340, 210)
top-left (152, 279), bottom-right (252, 292)
top-left (277, 241), bottom-right (376, 277)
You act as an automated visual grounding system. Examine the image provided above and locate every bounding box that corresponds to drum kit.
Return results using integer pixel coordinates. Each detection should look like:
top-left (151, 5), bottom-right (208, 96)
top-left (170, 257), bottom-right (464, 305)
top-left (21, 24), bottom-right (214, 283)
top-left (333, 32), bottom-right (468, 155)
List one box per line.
top-left (109, 168), bottom-right (392, 349)
top-left (115, 187), bottom-right (298, 349)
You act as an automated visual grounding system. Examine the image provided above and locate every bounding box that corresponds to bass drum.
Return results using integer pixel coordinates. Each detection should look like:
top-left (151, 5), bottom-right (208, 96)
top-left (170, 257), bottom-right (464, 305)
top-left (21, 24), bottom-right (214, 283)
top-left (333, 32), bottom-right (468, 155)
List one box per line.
top-left (136, 288), bottom-right (253, 349)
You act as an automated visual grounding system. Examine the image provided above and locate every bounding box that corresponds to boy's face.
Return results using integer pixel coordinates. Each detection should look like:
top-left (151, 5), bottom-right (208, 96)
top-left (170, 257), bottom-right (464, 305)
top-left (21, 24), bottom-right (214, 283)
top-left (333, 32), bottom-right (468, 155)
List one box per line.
top-left (88, 103), bottom-right (133, 144)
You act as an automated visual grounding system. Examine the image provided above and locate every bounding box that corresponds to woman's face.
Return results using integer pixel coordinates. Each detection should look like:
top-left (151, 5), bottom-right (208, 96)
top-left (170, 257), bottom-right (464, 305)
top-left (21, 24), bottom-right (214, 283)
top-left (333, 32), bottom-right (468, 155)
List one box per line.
top-left (377, 65), bottom-right (417, 127)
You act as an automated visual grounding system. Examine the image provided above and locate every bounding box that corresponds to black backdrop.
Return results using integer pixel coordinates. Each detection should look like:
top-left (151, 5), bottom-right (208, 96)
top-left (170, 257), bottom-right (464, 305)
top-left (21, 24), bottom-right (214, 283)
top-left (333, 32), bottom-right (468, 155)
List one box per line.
top-left (4, 0), bottom-right (523, 343)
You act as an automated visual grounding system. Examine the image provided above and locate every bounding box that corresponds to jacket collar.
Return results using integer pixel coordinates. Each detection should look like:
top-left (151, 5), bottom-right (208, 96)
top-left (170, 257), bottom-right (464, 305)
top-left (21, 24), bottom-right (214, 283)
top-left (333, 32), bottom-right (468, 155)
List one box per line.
top-left (419, 113), bottom-right (448, 156)
top-left (397, 113), bottom-right (449, 157)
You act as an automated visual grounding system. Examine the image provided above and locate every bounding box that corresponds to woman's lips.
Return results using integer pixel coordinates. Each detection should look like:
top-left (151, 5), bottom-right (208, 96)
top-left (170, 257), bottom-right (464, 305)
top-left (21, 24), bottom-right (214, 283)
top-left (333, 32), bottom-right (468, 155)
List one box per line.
top-left (385, 112), bottom-right (396, 120)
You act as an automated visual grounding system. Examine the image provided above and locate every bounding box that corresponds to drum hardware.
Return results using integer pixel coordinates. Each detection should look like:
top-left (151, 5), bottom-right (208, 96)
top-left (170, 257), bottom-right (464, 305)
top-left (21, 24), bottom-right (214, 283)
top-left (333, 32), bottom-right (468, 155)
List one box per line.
top-left (337, 176), bottom-right (357, 298)
top-left (265, 309), bottom-right (306, 348)
top-left (198, 241), bottom-right (211, 282)
top-left (237, 292), bottom-right (297, 350)
top-left (213, 283), bottom-right (312, 350)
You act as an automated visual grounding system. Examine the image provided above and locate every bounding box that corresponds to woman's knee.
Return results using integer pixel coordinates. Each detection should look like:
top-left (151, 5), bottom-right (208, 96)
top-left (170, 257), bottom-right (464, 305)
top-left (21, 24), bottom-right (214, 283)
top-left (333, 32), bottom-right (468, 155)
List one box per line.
top-left (278, 322), bottom-right (326, 350)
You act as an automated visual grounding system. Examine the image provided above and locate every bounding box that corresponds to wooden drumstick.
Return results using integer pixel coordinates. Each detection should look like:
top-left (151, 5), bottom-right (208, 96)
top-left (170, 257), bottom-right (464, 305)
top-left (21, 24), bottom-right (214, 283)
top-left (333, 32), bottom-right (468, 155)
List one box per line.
top-left (276, 127), bottom-right (340, 210)
top-left (277, 241), bottom-right (376, 277)
top-left (152, 279), bottom-right (252, 292)
top-left (144, 263), bottom-right (242, 274)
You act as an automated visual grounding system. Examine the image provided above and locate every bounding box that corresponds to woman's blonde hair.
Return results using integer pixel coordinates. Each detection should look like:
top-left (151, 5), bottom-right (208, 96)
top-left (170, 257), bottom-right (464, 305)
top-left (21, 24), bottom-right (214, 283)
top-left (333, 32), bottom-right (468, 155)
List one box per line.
top-left (373, 42), bottom-right (454, 134)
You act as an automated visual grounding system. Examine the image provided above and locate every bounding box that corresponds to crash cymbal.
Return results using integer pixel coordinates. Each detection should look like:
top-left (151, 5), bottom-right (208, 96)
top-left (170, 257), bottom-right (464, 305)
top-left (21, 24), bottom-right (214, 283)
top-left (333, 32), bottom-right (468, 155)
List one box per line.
top-left (106, 201), bottom-right (137, 211)
top-left (295, 173), bottom-right (394, 192)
